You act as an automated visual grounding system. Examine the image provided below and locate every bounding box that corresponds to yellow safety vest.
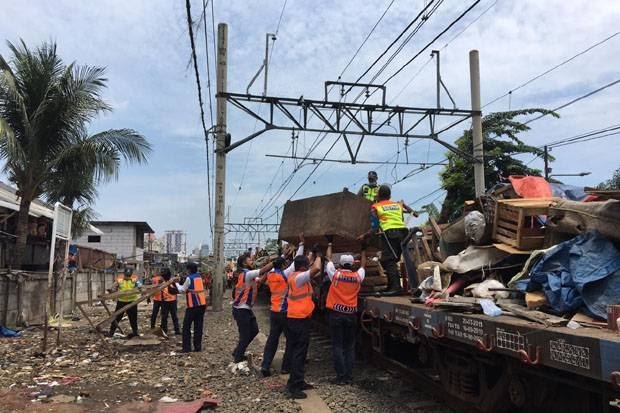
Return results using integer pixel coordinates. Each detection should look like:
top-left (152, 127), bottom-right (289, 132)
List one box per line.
top-left (118, 279), bottom-right (139, 302)
top-left (373, 200), bottom-right (405, 231)
top-left (361, 184), bottom-right (379, 202)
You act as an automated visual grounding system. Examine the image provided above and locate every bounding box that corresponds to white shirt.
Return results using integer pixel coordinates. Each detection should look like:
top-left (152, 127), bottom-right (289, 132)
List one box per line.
top-left (326, 261), bottom-right (365, 282)
top-left (234, 244), bottom-right (305, 310)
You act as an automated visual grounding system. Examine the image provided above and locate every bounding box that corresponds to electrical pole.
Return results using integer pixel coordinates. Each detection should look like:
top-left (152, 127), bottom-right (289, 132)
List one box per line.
top-left (544, 145), bottom-right (550, 180)
top-left (469, 50), bottom-right (485, 197)
top-left (213, 23), bottom-right (228, 312)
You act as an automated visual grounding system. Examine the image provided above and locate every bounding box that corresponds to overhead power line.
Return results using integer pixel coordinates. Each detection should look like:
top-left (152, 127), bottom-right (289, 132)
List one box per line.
top-left (524, 78), bottom-right (620, 124)
top-left (185, 0), bottom-right (213, 236)
top-left (484, 30), bottom-right (620, 108)
top-left (382, 0), bottom-right (481, 85)
top-left (352, 0), bottom-right (439, 85)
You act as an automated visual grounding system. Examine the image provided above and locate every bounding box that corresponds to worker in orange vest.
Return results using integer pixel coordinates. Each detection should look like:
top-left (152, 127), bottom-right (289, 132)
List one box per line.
top-left (285, 254), bottom-right (322, 399)
top-left (175, 262), bottom-right (207, 352)
top-left (151, 268), bottom-right (180, 336)
top-left (232, 253), bottom-right (274, 363)
top-left (325, 238), bottom-right (366, 384)
top-left (260, 234), bottom-right (305, 377)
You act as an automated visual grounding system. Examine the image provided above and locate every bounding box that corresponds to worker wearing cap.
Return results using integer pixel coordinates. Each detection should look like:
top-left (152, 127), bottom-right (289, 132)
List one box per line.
top-left (175, 262), bottom-right (207, 352)
top-left (108, 268), bottom-right (142, 338)
top-left (325, 238), bottom-right (366, 384)
top-left (285, 254), bottom-right (322, 399)
top-left (260, 234), bottom-right (305, 377)
top-left (357, 171), bottom-right (379, 202)
top-left (359, 184), bottom-right (416, 294)
top-left (232, 254), bottom-right (274, 363)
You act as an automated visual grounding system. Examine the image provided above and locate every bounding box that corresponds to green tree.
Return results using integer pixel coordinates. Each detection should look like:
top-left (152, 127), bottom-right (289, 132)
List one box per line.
top-left (438, 109), bottom-right (558, 223)
top-left (0, 40), bottom-right (151, 267)
top-left (597, 166), bottom-right (620, 190)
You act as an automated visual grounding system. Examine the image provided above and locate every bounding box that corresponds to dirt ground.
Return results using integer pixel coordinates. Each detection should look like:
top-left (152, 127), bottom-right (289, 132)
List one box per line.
top-left (0, 292), bottom-right (448, 412)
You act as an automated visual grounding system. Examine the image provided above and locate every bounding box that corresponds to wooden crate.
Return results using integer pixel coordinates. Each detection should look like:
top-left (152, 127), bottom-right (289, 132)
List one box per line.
top-left (492, 198), bottom-right (555, 251)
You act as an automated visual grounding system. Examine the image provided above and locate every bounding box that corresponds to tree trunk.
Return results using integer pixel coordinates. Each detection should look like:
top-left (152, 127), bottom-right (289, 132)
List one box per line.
top-left (13, 197), bottom-right (32, 269)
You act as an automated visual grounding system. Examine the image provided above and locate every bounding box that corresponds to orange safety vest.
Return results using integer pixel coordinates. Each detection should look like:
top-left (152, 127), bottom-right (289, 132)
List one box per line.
top-left (117, 273), bottom-right (139, 283)
top-left (287, 271), bottom-right (314, 319)
top-left (186, 273), bottom-right (207, 308)
top-left (266, 269), bottom-right (288, 313)
top-left (233, 270), bottom-right (258, 308)
top-left (326, 269), bottom-right (362, 314)
top-left (152, 275), bottom-right (176, 302)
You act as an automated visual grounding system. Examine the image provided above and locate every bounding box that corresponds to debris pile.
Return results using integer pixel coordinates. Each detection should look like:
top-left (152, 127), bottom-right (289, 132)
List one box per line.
top-left (409, 176), bottom-right (620, 330)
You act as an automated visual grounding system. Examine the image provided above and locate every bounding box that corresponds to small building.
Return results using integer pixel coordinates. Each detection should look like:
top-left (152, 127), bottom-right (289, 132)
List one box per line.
top-left (74, 221), bottom-right (155, 272)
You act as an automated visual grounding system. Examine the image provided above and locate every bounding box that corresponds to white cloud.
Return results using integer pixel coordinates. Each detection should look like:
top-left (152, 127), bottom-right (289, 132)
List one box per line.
top-left (1, 0), bottom-right (619, 248)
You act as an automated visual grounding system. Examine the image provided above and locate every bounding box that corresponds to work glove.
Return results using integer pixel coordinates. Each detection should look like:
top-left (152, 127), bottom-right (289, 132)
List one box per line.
top-left (325, 234), bottom-right (334, 243)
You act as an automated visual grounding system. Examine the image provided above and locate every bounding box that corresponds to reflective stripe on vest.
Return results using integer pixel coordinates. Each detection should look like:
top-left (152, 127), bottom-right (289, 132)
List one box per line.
top-left (326, 269), bottom-right (361, 314)
top-left (118, 279), bottom-right (138, 302)
top-left (233, 270), bottom-right (258, 307)
top-left (286, 271), bottom-right (314, 319)
top-left (266, 270), bottom-right (288, 313)
top-left (361, 184), bottom-right (379, 202)
top-left (373, 200), bottom-right (405, 231)
top-left (186, 274), bottom-right (207, 308)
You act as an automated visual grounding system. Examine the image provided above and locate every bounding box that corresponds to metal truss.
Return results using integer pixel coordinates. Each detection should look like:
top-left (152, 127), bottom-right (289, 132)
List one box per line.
top-left (217, 81), bottom-right (480, 162)
top-left (265, 154), bottom-right (447, 166)
top-left (224, 222), bottom-right (279, 234)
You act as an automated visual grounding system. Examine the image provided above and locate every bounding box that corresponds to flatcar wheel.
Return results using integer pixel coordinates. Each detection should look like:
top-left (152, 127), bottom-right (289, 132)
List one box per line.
top-left (508, 376), bottom-right (527, 408)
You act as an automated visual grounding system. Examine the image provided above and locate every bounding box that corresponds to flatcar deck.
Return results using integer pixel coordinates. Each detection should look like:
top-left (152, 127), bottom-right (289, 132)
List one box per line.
top-left (364, 296), bottom-right (620, 386)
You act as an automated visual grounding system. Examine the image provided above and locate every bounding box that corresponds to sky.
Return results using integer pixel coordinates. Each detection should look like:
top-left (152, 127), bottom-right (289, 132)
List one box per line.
top-left (1, 0), bottom-right (619, 252)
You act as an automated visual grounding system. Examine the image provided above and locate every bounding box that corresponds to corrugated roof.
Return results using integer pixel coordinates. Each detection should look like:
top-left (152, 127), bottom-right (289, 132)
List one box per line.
top-left (0, 181), bottom-right (103, 235)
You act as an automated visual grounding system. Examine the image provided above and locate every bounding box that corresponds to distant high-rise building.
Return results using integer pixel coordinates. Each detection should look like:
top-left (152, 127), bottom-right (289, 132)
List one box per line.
top-left (165, 230), bottom-right (187, 255)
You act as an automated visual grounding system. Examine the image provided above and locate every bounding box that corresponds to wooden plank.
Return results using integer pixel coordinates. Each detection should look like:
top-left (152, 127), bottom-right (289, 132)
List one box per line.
top-left (495, 226), bottom-right (517, 238)
top-left (421, 237), bottom-right (433, 262)
top-left (496, 219), bottom-right (519, 231)
top-left (495, 233), bottom-right (518, 247)
top-left (429, 216), bottom-right (442, 238)
top-left (497, 208), bottom-right (519, 222)
top-left (95, 278), bottom-right (176, 329)
top-left (101, 300), bottom-right (124, 335)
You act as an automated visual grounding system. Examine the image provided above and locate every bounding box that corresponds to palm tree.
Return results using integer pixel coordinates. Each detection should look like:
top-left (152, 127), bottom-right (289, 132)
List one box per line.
top-left (0, 40), bottom-right (151, 268)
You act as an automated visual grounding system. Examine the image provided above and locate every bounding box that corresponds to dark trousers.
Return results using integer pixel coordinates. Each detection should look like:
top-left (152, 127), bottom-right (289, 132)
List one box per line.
top-left (286, 317), bottom-right (311, 392)
top-left (381, 228), bottom-right (408, 290)
top-left (160, 300), bottom-right (180, 334)
top-left (232, 308), bottom-right (259, 362)
top-left (110, 300), bottom-right (138, 335)
top-left (182, 305), bottom-right (206, 352)
top-left (150, 300), bottom-right (162, 329)
top-left (261, 311), bottom-right (292, 371)
top-left (328, 310), bottom-right (357, 380)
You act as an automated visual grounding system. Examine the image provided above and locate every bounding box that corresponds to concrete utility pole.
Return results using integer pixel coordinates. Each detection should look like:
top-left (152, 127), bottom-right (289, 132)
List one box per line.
top-left (213, 23), bottom-right (228, 311)
top-left (469, 50), bottom-right (485, 197)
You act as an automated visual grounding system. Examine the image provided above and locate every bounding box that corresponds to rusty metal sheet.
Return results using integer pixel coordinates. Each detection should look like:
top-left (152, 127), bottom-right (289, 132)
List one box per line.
top-left (279, 191), bottom-right (373, 252)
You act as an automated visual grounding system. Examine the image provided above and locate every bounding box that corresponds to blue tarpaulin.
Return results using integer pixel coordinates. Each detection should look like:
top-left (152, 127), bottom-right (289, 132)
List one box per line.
top-left (516, 230), bottom-right (620, 319)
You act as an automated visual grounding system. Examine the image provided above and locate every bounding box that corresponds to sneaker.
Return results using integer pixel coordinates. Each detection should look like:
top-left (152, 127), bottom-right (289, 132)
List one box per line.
top-left (280, 369), bottom-right (290, 375)
top-left (302, 382), bottom-right (314, 390)
top-left (286, 390), bottom-right (307, 399)
top-left (260, 369), bottom-right (272, 378)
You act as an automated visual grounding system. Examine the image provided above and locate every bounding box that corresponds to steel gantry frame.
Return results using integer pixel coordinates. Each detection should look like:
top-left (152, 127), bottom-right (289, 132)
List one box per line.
top-left (218, 86), bottom-right (479, 163)
top-left (211, 24), bottom-right (485, 312)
